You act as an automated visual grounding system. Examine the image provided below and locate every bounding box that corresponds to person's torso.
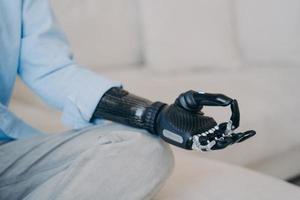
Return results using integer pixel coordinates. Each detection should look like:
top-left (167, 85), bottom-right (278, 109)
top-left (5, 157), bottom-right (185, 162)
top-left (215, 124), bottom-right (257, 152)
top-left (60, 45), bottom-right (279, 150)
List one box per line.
top-left (0, 1), bottom-right (22, 106)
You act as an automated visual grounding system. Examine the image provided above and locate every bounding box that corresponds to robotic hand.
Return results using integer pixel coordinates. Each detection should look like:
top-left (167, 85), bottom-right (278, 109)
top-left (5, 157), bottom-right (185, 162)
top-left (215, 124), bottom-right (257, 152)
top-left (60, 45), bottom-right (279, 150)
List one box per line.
top-left (156, 90), bottom-right (256, 151)
top-left (92, 88), bottom-right (256, 152)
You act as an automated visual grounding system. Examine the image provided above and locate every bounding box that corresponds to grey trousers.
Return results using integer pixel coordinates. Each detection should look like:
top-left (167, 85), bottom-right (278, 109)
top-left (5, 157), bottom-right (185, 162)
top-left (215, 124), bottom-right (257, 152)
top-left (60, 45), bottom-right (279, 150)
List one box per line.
top-left (0, 123), bottom-right (174, 200)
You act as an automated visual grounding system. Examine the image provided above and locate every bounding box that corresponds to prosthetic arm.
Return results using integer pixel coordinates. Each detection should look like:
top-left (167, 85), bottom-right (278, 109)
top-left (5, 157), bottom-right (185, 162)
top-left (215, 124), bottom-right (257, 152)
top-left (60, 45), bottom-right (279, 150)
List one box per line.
top-left (92, 88), bottom-right (256, 151)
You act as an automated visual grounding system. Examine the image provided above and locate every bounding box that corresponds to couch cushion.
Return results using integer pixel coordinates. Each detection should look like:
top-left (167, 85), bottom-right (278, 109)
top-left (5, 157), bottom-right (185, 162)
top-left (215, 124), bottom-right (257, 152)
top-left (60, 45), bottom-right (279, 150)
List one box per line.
top-left (236, 0), bottom-right (300, 66)
top-left (155, 149), bottom-right (300, 199)
top-left (50, 0), bottom-right (141, 69)
top-left (140, 0), bottom-right (241, 71)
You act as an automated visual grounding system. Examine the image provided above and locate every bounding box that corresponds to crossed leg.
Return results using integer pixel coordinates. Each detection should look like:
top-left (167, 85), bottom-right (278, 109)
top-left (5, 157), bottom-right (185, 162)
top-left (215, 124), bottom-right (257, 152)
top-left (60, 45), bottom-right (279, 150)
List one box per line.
top-left (0, 123), bottom-right (174, 200)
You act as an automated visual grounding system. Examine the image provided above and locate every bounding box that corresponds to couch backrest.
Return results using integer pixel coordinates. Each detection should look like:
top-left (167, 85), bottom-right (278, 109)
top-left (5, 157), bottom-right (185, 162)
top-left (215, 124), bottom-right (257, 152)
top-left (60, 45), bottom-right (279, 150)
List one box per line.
top-left (139, 0), bottom-right (241, 71)
top-left (50, 0), bottom-right (142, 70)
top-left (236, 0), bottom-right (300, 67)
top-left (49, 0), bottom-right (300, 70)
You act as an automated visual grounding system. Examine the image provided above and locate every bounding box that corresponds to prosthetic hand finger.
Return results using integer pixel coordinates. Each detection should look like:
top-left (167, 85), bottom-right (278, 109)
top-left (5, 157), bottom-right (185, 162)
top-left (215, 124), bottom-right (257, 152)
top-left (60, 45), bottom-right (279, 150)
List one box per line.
top-left (233, 130), bottom-right (256, 143)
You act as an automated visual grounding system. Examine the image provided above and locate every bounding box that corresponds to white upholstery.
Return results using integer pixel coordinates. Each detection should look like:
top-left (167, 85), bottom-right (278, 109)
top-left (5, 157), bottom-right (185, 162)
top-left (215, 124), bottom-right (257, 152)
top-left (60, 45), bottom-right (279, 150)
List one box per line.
top-left (156, 149), bottom-right (300, 200)
top-left (50, 0), bottom-right (141, 69)
top-left (140, 0), bottom-right (240, 70)
top-left (236, 0), bottom-right (300, 66)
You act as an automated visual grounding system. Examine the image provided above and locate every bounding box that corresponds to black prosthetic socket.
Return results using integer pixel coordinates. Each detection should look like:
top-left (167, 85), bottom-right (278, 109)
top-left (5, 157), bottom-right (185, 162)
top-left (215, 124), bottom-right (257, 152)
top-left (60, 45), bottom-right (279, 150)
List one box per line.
top-left (91, 87), bottom-right (166, 135)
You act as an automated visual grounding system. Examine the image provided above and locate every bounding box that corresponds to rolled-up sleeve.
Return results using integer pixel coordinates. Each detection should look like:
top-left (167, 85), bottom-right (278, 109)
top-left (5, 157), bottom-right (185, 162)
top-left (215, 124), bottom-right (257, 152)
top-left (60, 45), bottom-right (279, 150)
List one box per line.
top-left (18, 0), bottom-right (121, 129)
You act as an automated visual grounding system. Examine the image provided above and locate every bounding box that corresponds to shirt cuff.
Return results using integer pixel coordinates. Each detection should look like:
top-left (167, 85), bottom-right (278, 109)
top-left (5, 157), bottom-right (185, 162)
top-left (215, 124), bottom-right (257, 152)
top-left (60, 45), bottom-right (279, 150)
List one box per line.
top-left (61, 71), bottom-right (122, 129)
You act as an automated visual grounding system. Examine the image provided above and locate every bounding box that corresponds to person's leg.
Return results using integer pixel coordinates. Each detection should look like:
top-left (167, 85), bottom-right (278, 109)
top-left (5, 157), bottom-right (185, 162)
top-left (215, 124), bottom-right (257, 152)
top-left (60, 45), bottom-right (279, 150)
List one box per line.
top-left (0, 123), bottom-right (174, 200)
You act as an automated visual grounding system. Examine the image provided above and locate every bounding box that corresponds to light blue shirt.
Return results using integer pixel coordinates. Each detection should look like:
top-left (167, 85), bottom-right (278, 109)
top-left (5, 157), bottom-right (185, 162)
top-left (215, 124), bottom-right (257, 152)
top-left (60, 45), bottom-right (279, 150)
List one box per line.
top-left (0, 0), bottom-right (121, 141)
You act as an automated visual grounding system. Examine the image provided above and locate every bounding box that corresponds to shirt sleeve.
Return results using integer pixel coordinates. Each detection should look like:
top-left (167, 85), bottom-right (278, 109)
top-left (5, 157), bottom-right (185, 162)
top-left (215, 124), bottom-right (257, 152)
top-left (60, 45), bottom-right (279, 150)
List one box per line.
top-left (18, 0), bottom-right (122, 129)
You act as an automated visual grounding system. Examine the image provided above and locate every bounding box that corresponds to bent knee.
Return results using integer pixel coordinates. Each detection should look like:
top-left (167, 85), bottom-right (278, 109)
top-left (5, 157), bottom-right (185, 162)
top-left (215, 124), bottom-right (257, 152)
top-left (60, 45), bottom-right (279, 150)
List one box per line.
top-left (89, 124), bottom-right (175, 178)
top-left (100, 125), bottom-right (174, 175)
top-left (129, 130), bottom-right (175, 179)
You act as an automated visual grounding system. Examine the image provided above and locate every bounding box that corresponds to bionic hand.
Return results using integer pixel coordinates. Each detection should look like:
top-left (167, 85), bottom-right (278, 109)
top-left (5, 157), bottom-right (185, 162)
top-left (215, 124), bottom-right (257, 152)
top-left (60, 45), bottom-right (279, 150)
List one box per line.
top-left (92, 88), bottom-right (256, 152)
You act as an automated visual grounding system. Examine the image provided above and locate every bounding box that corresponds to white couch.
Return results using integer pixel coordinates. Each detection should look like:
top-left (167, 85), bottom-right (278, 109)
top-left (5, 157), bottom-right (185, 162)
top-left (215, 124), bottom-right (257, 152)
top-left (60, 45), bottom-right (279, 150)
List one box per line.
top-left (10, 0), bottom-right (300, 197)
